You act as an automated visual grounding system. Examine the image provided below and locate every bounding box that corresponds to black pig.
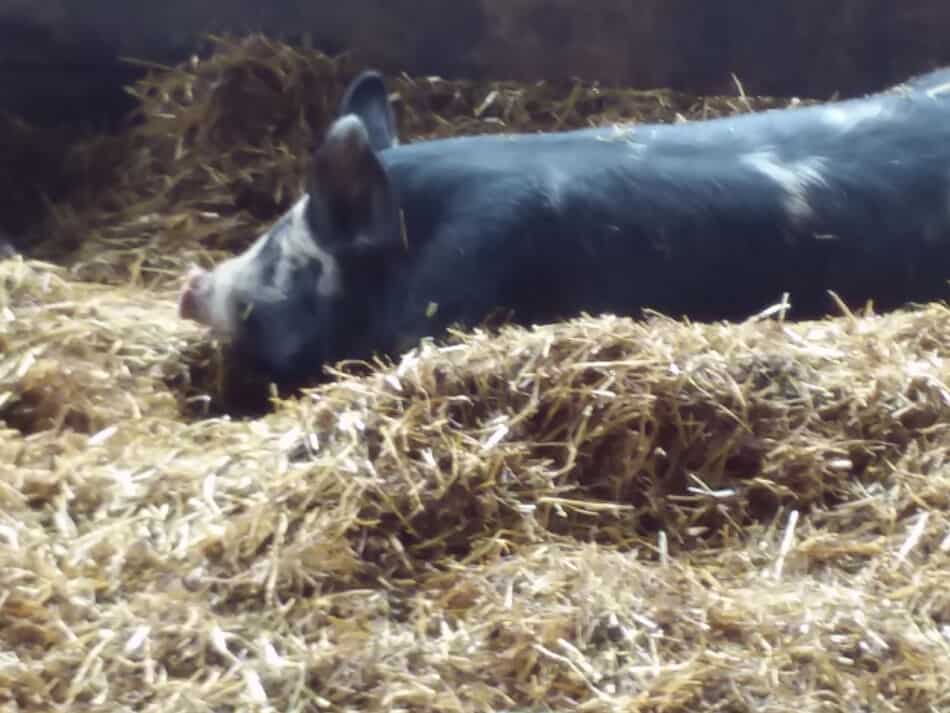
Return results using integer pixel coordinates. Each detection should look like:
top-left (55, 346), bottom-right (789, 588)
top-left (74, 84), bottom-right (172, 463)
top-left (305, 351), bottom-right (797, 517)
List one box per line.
top-left (179, 68), bottom-right (950, 384)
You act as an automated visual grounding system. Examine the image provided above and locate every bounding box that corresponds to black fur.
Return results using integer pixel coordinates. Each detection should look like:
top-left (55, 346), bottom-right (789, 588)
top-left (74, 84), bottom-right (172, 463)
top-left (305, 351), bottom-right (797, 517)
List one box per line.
top-left (188, 68), bottom-right (950, 384)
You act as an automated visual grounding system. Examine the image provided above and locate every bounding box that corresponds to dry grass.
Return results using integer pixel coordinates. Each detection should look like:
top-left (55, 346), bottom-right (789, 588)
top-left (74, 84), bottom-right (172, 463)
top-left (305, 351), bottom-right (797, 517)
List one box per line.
top-left (2, 34), bottom-right (950, 713)
top-left (4, 255), bottom-right (950, 711)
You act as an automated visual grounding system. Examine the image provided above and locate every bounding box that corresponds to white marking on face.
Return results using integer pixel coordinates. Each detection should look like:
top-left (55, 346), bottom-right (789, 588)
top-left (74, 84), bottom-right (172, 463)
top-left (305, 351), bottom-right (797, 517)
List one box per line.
top-left (740, 150), bottom-right (828, 222)
top-left (276, 196), bottom-right (342, 298)
top-left (195, 195), bottom-right (342, 339)
top-left (199, 232), bottom-right (269, 338)
top-left (822, 101), bottom-right (885, 131)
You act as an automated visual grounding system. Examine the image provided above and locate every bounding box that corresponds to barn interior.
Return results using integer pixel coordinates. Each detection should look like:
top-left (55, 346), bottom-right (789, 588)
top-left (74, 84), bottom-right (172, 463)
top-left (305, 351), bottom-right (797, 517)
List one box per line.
top-left (2, 3), bottom-right (950, 711)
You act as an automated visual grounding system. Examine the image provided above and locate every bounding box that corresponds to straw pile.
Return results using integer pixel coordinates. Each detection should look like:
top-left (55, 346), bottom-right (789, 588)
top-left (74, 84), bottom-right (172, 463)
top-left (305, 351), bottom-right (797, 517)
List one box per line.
top-left (3, 34), bottom-right (949, 712)
top-left (4, 254), bottom-right (950, 711)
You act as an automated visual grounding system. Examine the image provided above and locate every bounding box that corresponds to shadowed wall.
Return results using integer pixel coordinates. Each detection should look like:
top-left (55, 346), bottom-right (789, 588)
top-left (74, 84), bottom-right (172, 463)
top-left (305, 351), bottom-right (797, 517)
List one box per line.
top-left (1, 0), bottom-right (949, 129)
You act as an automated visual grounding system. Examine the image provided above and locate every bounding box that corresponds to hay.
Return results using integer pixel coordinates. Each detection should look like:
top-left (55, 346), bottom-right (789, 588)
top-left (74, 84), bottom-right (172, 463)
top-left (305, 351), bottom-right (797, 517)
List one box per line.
top-left (3, 34), bottom-right (949, 712)
top-left (31, 34), bottom-right (810, 289)
top-left (3, 253), bottom-right (950, 711)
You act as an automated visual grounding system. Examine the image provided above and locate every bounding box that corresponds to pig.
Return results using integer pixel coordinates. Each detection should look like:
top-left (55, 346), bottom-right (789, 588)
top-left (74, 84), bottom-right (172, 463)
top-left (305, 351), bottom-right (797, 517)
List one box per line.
top-left (179, 68), bottom-right (950, 386)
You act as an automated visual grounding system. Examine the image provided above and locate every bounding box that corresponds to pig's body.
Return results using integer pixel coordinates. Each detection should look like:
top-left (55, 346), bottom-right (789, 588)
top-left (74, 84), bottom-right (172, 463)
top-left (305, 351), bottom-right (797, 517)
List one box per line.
top-left (180, 68), bottom-right (950, 385)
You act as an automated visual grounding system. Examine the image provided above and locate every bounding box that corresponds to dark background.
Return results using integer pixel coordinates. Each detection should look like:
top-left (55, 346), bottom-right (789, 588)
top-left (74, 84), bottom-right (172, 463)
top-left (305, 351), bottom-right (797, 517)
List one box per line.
top-left (1, 0), bottom-right (948, 130)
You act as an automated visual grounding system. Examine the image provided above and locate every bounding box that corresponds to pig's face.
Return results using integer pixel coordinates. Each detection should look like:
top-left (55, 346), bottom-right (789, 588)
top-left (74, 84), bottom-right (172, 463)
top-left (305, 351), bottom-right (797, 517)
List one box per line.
top-left (178, 72), bottom-right (401, 383)
top-left (178, 196), bottom-right (347, 380)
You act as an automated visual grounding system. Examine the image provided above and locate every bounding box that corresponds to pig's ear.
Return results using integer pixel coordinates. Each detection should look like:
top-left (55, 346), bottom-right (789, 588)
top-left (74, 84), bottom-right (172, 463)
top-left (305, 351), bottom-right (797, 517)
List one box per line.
top-left (338, 70), bottom-right (397, 151)
top-left (306, 114), bottom-right (401, 256)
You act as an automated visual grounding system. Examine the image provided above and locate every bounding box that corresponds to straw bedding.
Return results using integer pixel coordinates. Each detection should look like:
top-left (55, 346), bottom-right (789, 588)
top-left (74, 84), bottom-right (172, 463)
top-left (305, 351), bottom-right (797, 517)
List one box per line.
top-left (2, 34), bottom-right (949, 712)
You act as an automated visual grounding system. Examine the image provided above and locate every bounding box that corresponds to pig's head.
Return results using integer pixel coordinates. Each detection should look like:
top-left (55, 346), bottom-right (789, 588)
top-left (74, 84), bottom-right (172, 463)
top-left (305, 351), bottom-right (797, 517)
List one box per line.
top-left (178, 71), bottom-right (403, 384)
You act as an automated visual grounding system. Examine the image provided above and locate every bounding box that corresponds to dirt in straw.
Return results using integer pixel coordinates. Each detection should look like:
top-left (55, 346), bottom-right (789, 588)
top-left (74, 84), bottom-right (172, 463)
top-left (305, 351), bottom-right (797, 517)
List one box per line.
top-left (1, 34), bottom-right (949, 712)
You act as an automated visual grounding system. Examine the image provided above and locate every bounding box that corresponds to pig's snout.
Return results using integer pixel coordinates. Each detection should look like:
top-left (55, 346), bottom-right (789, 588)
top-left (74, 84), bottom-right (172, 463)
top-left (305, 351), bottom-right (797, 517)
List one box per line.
top-left (178, 265), bottom-right (213, 324)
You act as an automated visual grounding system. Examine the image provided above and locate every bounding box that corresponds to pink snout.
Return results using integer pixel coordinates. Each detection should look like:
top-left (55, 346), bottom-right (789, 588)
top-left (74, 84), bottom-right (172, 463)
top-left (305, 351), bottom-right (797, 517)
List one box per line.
top-left (178, 265), bottom-right (212, 324)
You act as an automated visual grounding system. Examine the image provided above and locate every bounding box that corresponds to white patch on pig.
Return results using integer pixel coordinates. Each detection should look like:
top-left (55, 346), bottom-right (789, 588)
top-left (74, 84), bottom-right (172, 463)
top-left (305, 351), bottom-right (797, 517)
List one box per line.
top-left (822, 101), bottom-right (886, 131)
top-left (274, 196), bottom-right (342, 298)
top-left (195, 233), bottom-right (268, 338)
top-left (740, 150), bottom-right (828, 223)
top-left (926, 81), bottom-right (950, 98)
top-left (194, 196), bottom-right (342, 339)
